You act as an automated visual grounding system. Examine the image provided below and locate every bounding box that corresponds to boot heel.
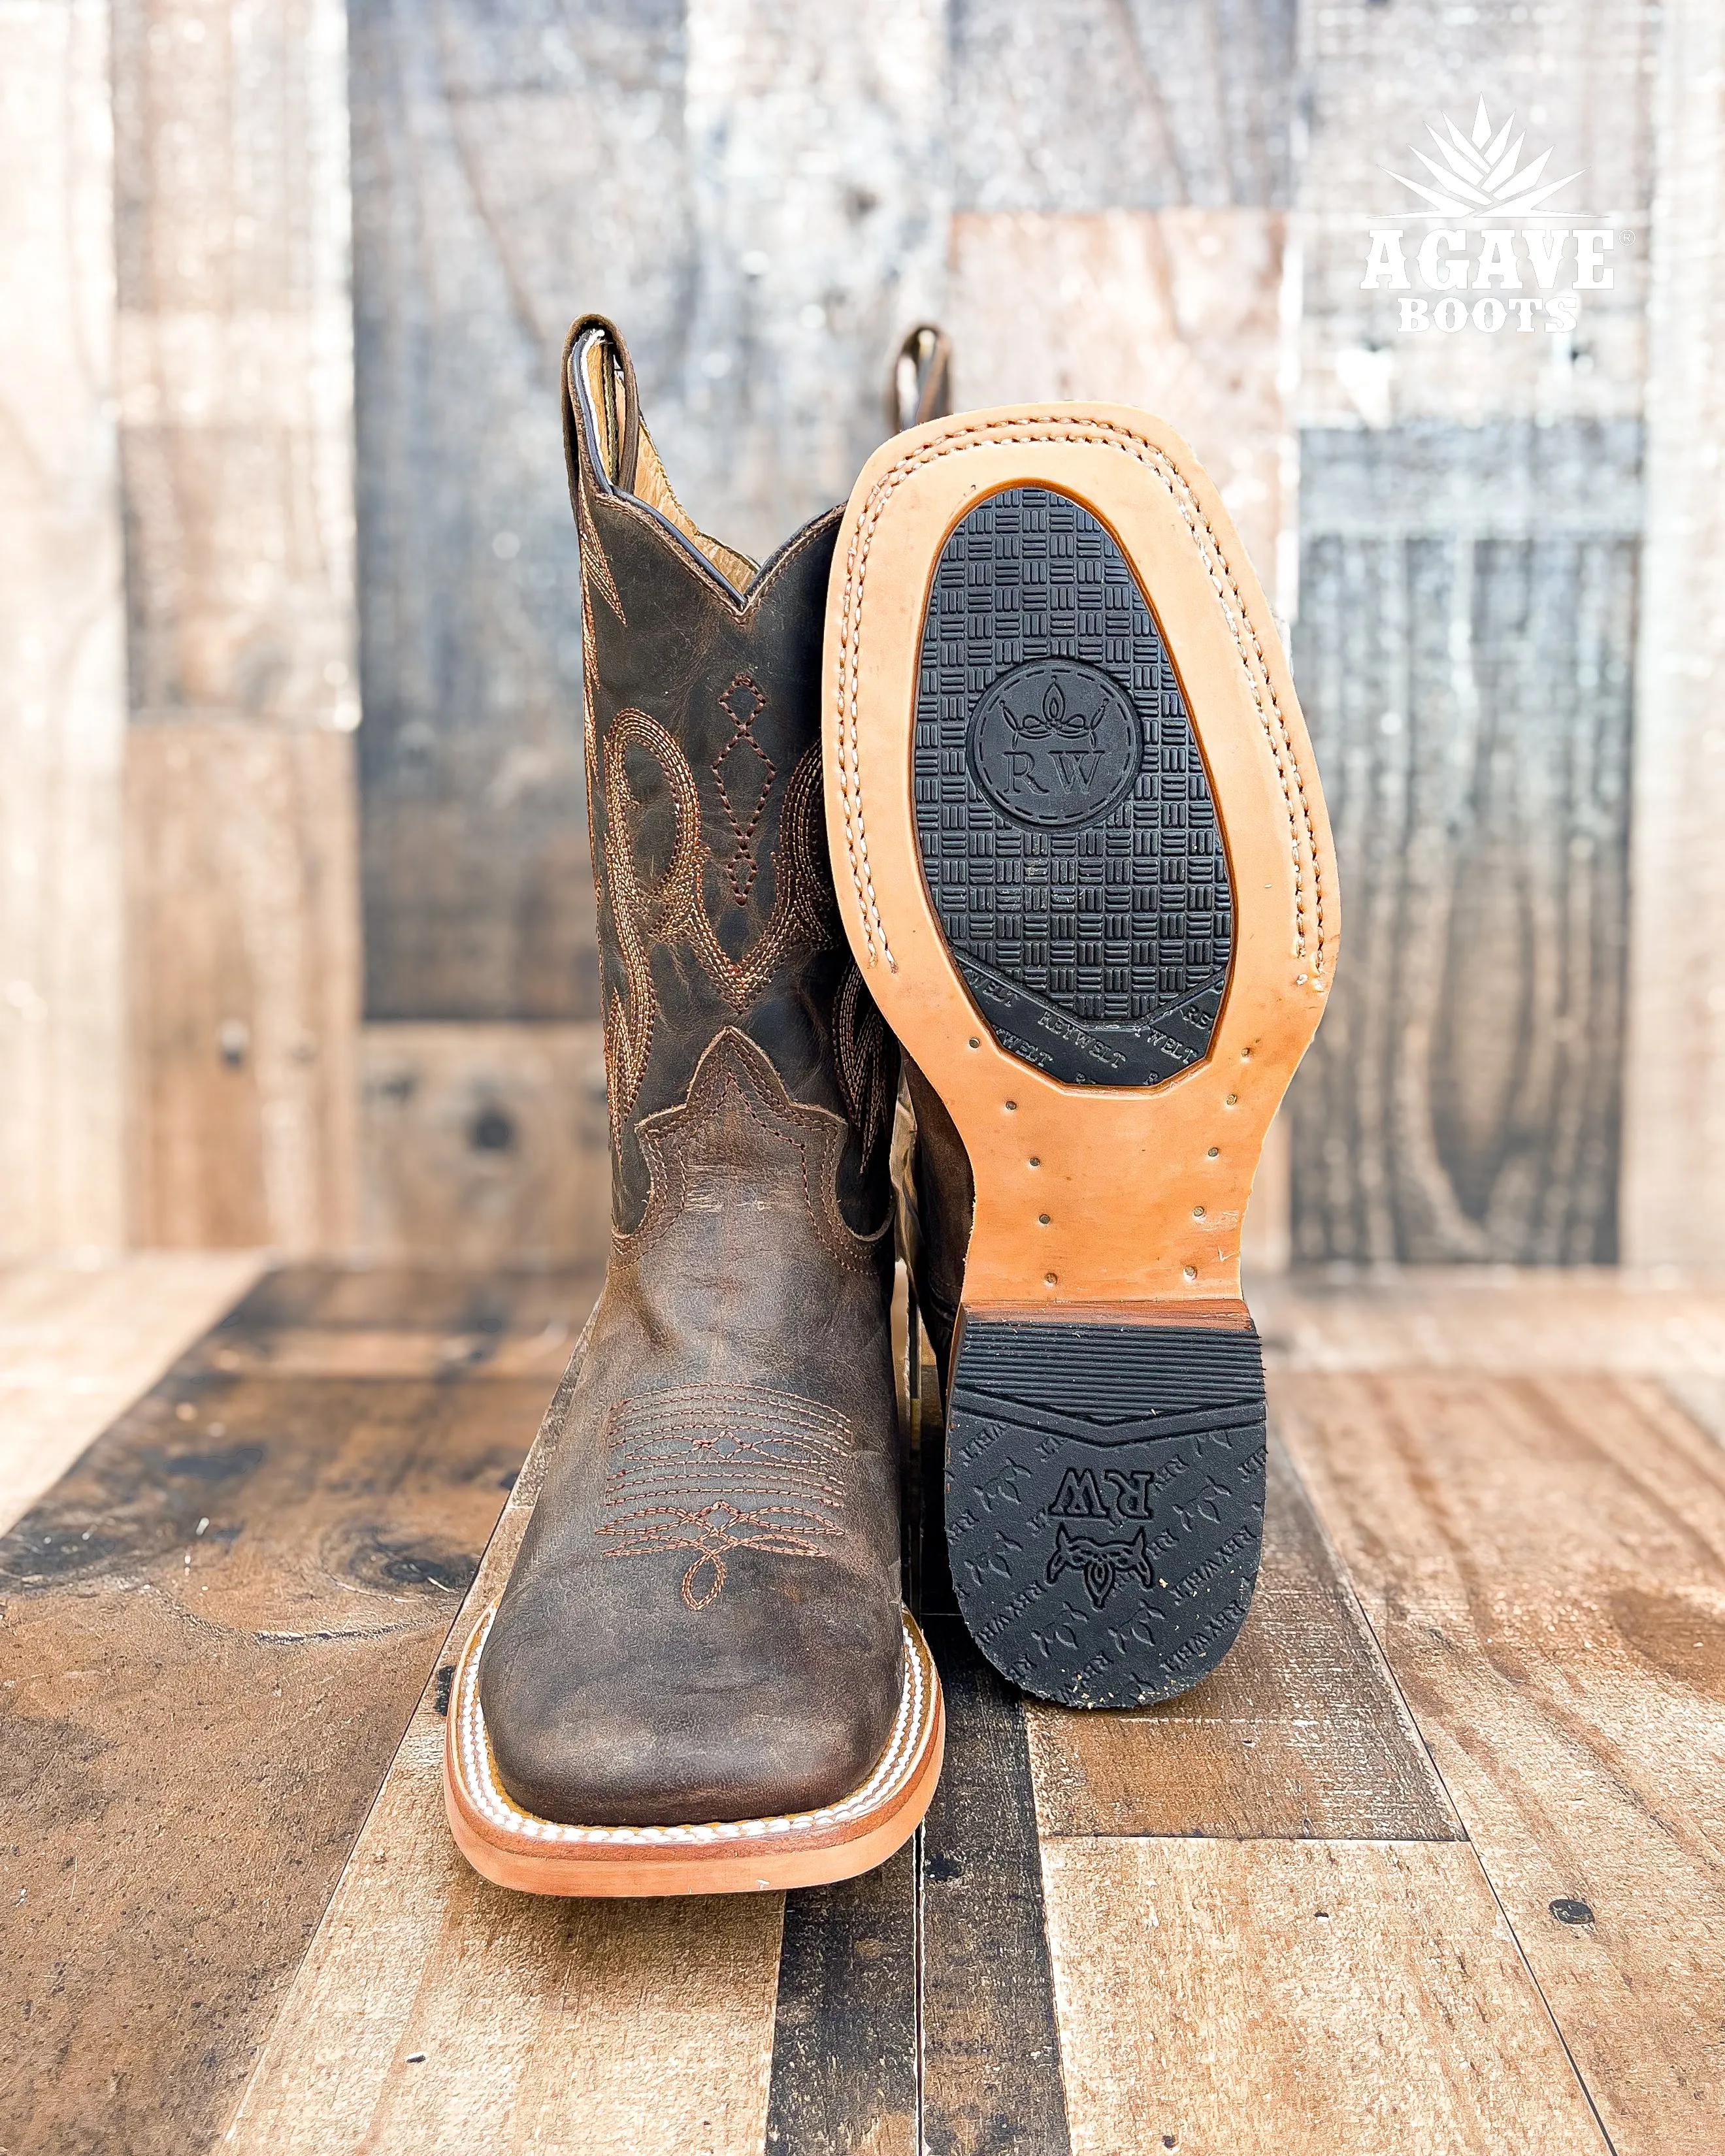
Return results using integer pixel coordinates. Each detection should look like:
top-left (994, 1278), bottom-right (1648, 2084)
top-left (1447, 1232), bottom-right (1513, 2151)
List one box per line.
top-left (945, 1306), bottom-right (1265, 1707)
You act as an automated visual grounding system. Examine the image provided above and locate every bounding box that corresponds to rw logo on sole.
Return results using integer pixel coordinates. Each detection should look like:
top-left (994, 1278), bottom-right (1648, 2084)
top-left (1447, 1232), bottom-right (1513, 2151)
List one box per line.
top-left (967, 658), bottom-right (1142, 830)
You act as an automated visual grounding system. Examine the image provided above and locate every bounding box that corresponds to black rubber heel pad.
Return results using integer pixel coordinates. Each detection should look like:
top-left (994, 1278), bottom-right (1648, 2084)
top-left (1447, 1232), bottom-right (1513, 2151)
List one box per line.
top-left (912, 484), bottom-right (1233, 1087)
top-left (945, 1318), bottom-right (1266, 1707)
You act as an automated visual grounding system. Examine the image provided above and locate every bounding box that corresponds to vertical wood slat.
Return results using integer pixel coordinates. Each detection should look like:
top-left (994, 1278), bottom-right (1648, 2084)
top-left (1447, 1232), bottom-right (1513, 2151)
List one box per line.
top-left (949, 0), bottom-right (1298, 216)
top-left (1621, 0), bottom-right (1725, 1263)
top-left (1287, 0), bottom-right (1656, 1266)
top-left (1289, 425), bottom-right (1639, 1264)
top-left (125, 723), bottom-right (360, 1247)
top-left (670, 0), bottom-right (949, 563)
top-left (358, 1021), bottom-right (610, 1266)
top-left (349, 0), bottom-right (694, 1026)
top-left (112, 0), bottom-right (361, 1249)
top-left (0, 0), bottom-right (127, 1255)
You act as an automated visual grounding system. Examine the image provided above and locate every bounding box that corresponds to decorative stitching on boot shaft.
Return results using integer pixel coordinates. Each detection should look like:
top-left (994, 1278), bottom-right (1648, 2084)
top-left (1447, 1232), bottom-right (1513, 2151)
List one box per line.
top-left (712, 674), bottom-right (777, 906)
top-left (600, 723), bottom-right (836, 1147)
top-left (596, 1382), bottom-right (850, 1610)
top-left (829, 414), bottom-right (1327, 978)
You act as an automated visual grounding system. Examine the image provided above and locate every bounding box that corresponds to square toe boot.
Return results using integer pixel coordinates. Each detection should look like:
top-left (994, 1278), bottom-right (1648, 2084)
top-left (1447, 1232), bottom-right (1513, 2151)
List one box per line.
top-left (442, 318), bottom-right (942, 1897)
top-left (823, 398), bottom-right (1339, 1712)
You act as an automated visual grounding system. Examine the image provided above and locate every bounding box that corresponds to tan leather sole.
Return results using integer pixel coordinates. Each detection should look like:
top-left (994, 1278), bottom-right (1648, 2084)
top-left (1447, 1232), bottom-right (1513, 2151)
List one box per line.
top-left (821, 406), bottom-right (1339, 1707)
top-left (823, 404), bottom-right (1337, 1311)
top-left (443, 1609), bottom-right (944, 1897)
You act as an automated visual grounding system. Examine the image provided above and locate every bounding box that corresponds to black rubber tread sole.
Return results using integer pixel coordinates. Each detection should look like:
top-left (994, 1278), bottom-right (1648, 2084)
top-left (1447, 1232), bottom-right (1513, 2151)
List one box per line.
top-left (944, 1316), bottom-right (1267, 1708)
top-left (912, 483), bottom-right (1234, 1090)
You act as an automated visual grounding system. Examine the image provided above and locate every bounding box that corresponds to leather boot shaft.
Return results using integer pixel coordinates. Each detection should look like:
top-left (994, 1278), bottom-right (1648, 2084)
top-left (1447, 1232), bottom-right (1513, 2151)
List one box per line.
top-left (463, 318), bottom-right (912, 1840)
top-left (565, 317), bottom-right (896, 1241)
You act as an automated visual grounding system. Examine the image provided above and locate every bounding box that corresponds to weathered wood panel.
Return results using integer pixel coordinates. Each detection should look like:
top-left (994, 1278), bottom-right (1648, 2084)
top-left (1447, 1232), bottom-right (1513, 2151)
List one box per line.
top-left (1295, 0), bottom-right (1653, 431)
top-left (110, 0), bottom-right (361, 1249)
top-left (0, 0), bottom-right (127, 1256)
top-left (1288, 422), bottom-right (1638, 1262)
top-left (125, 723), bottom-right (361, 1249)
top-left (110, 0), bottom-right (358, 727)
top-left (1028, 1440), bottom-right (1460, 1840)
top-left (951, 0), bottom-right (1297, 213)
top-left (359, 1022), bottom-right (610, 1264)
top-left (348, 0), bottom-right (691, 1024)
top-left (0, 1251), bottom-right (264, 1533)
top-left (225, 1330), bottom-right (785, 2156)
top-left (1042, 1837), bottom-right (1607, 2156)
top-left (673, 0), bottom-right (949, 557)
top-left (1281, 1369), bottom-right (1725, 2153)
top-left (1622, 0), bottom-right (1725, 1264)
top-left (0, 1267), bottom-right (591, 2156)
top-left (947, 208), bottom-right (1287, 586)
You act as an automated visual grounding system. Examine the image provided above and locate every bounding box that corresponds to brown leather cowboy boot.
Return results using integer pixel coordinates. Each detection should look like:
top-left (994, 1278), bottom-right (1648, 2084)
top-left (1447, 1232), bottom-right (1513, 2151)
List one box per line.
top-left (443, 317), bottom-right (942, 1896)
top-left (823, 395), bottom-right (1338, 1714)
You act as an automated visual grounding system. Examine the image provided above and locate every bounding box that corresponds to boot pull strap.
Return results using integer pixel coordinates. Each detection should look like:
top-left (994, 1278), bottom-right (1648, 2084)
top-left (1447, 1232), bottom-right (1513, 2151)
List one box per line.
top-left (560, 312), bottom-right (758, 594)
top-left (885, 324), bottom-right (953, 434)
top-left (562, 314), bottom-right (641, 506)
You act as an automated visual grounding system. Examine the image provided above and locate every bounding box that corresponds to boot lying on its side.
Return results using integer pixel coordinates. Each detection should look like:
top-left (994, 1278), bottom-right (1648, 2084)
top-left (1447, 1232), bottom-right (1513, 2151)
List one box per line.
top-left (443, 316), bottom-right (942, 1897)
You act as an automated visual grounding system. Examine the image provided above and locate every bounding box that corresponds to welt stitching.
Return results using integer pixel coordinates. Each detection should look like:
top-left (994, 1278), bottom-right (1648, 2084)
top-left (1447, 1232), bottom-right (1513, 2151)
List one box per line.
top-left (831, 415), bottom-right (1326, 975)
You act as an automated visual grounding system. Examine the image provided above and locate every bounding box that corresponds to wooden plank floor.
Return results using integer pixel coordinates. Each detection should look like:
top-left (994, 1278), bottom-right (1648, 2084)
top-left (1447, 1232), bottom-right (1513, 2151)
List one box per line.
top-left (4, 1264), bottom-right (1724, 2153)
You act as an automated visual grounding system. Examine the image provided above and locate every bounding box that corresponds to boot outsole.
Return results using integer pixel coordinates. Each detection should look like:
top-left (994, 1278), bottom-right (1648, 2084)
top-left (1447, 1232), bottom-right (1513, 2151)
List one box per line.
top-left (444, 1607), bottom-right (944, 1896)
top-left (945, 1314), bottom-right (1266, 1707)
top-left (823, 404), bottom-right (1338, 1708)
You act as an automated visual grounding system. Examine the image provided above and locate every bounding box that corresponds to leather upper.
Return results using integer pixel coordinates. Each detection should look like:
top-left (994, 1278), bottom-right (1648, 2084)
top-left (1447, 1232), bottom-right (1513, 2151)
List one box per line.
top-left (478, 318), bottom-right (903, 1827)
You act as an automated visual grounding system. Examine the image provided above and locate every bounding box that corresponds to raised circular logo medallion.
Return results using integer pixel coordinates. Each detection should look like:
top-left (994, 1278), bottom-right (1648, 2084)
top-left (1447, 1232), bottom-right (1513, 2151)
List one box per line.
top-left (967, 659), bottom-right (1143, 830)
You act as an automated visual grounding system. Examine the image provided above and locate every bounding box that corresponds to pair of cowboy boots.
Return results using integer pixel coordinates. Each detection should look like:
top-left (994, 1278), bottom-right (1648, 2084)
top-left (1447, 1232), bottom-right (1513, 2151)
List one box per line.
top-left (443, 317), bottom-right (1338, 1895)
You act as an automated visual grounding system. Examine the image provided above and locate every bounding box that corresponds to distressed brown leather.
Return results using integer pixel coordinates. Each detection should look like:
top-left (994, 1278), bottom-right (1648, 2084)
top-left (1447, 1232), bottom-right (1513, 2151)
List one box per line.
top-left (479, 318), bottom-right (904, 1827)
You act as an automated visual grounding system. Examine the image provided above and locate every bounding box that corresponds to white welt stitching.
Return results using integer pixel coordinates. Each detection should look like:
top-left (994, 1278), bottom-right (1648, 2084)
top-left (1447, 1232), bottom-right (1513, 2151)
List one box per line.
top-left (830, 414), bottom-right (1327, 977)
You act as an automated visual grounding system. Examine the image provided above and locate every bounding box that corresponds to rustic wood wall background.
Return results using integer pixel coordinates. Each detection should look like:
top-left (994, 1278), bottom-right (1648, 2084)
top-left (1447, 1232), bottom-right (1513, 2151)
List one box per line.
top-left (3, 0), bottom-right (1722, 1267)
